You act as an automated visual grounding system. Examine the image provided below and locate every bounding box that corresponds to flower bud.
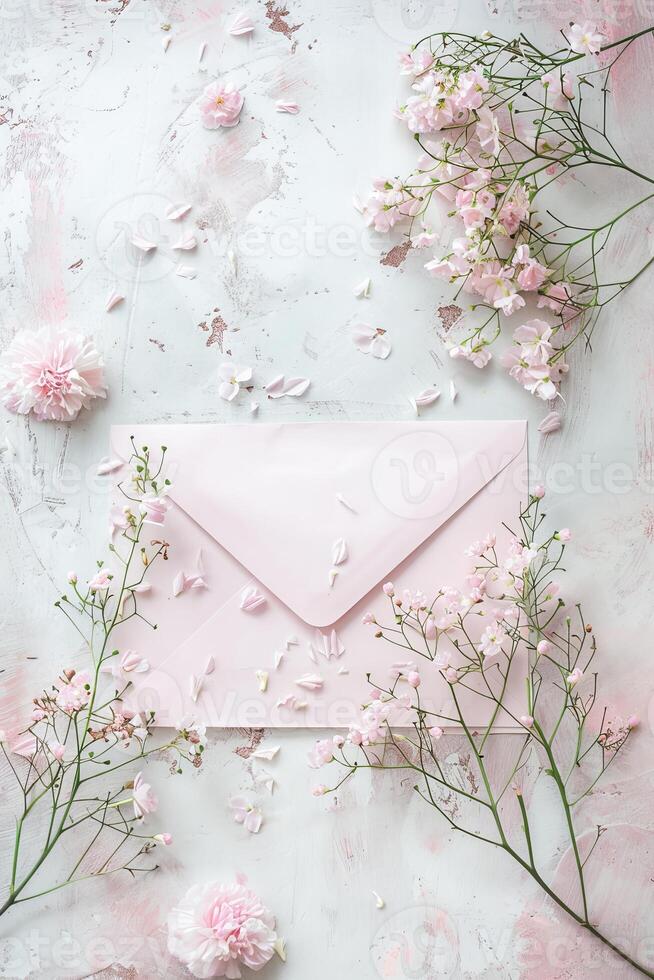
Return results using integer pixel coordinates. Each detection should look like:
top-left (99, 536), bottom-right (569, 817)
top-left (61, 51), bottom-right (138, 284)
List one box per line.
top-left (536, 640), bottom-right (552, 656)
top-left (555, 528), bottom-right (572, 542)
top-left (67, 571), bottom-right (78, 585)
top-left (532, 484), bottom-right (545, 499)
top-left (382, 582), bottom-right (394, 597)
top-left (627, 715), bottom-right (640, 730)
top-left (407, 671), bottom-right (421, 688)
top-left (154, 833), bottom-right (173, 846)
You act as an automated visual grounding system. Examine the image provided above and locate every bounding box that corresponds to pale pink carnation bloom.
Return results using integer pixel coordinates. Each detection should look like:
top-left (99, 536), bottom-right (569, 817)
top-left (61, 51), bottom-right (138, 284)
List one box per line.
top-left (140, 494), bottom-right (170, 526)
top-left (167, 881), bottom-right (277, 979)
top-left (0, 327), bottom-right (106, 422)
top-left (568, 22), bottom-right (605, 55)
top-left (200, 81), bottom-right (244, 129)
top-left (132, 771), bottom-right (158, 821)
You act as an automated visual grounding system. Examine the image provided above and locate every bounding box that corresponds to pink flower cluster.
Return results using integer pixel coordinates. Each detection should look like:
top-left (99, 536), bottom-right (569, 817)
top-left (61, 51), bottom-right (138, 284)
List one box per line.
top-left (362, 177), bottom-right (422, 233)
top-left (399, 65), bottom-right (489, 135)
top-left (55, 670), bottom-right (92, 714)
top-left (501, 318), bottom-right (568, 400)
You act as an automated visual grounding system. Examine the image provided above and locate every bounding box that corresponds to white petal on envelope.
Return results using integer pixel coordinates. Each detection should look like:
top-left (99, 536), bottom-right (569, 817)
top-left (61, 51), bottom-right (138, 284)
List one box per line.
top-left (275, 100), bottom-right (300, 114)
top-left (276, 694), bottom-right (307, 710)
top-left (131, 582), bottom-right (151, 594)
top-left (172, 233), bottom-right (197, 251)
top-left (172, 571), bottom-right (186, 597)
top-left (310, 628), bottom-right (345, 660)
top-left (189, 674), bottom-right (203, 702)
top-left (331, 537), bottom-right (348, 566)
top-left (204, 655), bottom-right (215, 676)
top-left (252, 745), bottom-right (280, 760)
top-left (353, 277), bottom-right (371, 298)
top-left (274, 650), bottom-right (285, 670)
top-left (196, 548), bottom-right (205, 575)
top-left (256, 670), bottom-right (269, 693)
top-left (337, 666), bottom-right (349, 675)
top-left (336, 492), bottom-right (357, 513)
top-left (175, 265), bottom-right (197, 279)
top-left (105, 290), bottom-right (124, 312)
top-left (96, 457), bottom-right (124, 476)
top-left (449, 379), bottom-right (458, 402)
top-left (228, 12), bottom-right (255, 34)
top-left (166, 202), bottom-right (192, 220)
top-left (131, 235), bottom-right (157, 252)
top-left (328, 568), bottom-right (339, 588)
top-left (240, 586), bottom-right (266, 612)
top-left (295, 674), bottom-right (324, 691)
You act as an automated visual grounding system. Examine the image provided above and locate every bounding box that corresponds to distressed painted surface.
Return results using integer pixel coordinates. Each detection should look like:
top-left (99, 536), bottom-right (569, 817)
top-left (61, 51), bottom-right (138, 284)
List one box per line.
top-left (0, 1), bottom-right (654, 978)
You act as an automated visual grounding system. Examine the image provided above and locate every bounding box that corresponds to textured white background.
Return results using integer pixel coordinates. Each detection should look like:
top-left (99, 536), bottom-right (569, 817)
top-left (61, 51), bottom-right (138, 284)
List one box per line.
top-left (1, 1), bottom-right (654, 978)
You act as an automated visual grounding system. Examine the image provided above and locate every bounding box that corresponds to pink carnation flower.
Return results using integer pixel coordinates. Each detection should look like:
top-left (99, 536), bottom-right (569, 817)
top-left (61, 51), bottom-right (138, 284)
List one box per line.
top-left (200, 81), bottom-right (244, 129)
top-left (0, 327), bottom-right (106, 422)
top-left (167, 881), bottom-right (277, 979)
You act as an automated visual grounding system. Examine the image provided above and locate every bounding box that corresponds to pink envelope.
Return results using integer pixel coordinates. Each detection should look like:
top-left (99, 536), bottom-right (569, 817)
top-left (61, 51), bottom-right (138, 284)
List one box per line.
top-left (110, 420), bottom-right (528, 729)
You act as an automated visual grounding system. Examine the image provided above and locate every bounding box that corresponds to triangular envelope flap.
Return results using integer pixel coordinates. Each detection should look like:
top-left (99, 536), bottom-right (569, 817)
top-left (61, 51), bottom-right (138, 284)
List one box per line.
top-left (111, 421), bottom-right (526, 628)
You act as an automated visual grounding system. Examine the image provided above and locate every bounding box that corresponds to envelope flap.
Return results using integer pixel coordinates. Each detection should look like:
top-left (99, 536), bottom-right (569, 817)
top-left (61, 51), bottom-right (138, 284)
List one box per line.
top-left (111, 421), bottom-right (527, 628)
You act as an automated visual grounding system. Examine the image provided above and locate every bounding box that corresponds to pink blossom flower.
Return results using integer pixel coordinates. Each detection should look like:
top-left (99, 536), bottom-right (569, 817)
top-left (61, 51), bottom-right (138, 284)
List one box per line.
top-left (429, 726), bottom-right (443, 739)
top-left (537, 281), bottom-right (575, 315)
top-left (498, 184), bottom-right (530, 235)
top-left (229, 796), bottom-right (262, 834)
top-left (541, 70), bottom-right (575, 109)
top-left (308, 738), bottom-right (334, 768)
top-left (407, 671), bottom-right (421, 688)
top-left (132, 771), bottom-right (158, 821)
top-left (89, 568), bottom-right (113, 592)
top-left (109, 505), bottom-right (130, 537)
top-left (382, 582), bottom-right (394, 596)
top-left (48, 741), bottom-right (66, 762)
top-left (516, 257), bottom-right (549, 292)
top-left (218, 363), bottom-right (252, 401)
top-left (567, 667), bottom-right (584, 687)
top-left (101, 649), bottom-right (150, 681)
top-left (352, 323), bottom-right (392, 359)
top-left (362, 177), bottom-right (421, 232)
top-left (449, 340), bottom-right (492, 368)
top-left (627, 715), bottom-right (640, 730)
top-left (479, 621), bottom-right (506, 664)
top-left (55, 671), bottom-right (91, 714)
top-left (348, 700), bottom-right (390, 746)
top-left (568, 22), bottom-right (605, 55)
top-left (0, 327), bottom-right (106, 422)
top-left (167, 881), bottom-right (277, 979)
top-left (520, 715), bottom-right (534, 728)
top-left (555, 528), bottom-right (572, 542)
top-left (200, 81), bottom-right (244, 129)
top-left (533, 484), bottom-right (546, 498)
top-left (67, 571), bottom-right (78, 584)
top-left (140, 494), bottom-right (170, 526)
top-left (361, 612), bottom-right (376, 625)
top-left (398, 48), bottom-right (434, 76)
top-left (537, 640), bottom-right (553, 656)
top-left (424, 616), bottom-right (437, 640)
top-left (476, 107), bottom-right (501, 157)
top-left (154, 832), bottom-right (173, 845)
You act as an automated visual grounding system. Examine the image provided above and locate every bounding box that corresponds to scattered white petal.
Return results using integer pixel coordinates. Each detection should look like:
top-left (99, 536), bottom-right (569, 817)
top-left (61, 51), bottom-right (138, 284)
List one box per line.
top-left (228, 12), bottom-right (254, 34)
top-left (274, 938), bottom-right (287, 963)
top-left (412, 387), bottom-right (440, 413)
top-left (264, 374), bottom-right (286, 397)
top-left (353, 277), bottom-right (371, 299)
top-left (166, 203), bottom-right (192, 221)
top-left (538, 410), bottom-right (562, 434)
top-left (162, 36), bottom-right (171, 51)
top-left (352, 323), bottom-right (391, 359)
top-left (204, 656), bottom-right (215, 676)
top-left (328, 568), bottom-right (339, 588)
top-left (227, 248), bottom-right (237, 275)
top-left (250, 401), bottom-right (259, 415)
top-left (188, 575), bottom-right (206, 590)
top-left (337, 666), bottom-right (349, 675)
top-left (295, 674), bottom-right (324, 691)
top-left (105, 290), bottom-right (124, 312)
top-left (285, 635), bottom-right (299, 650)
top-left (189, 674), bottom-right (203, 703)
top-left (131, 235), bottom-right (157, 252)
top-left (275, 100), bottom-right (300, 114)
top-left (352, 193), bottom-right (364, 214)
top-left (252, 745), bottom-right (280, 761)
top-left (229, 796), bottom-right (262, 834)
top-left (198, 41), bottom-right (207, 63)
top-left (336, 492), bottom-right (357, 513)
top-left (331, 537), bottom-right (348, 566)
top-left (256, 670), bottom-right (269, 693)
top-left (276, 694), bottom-right (307, 710)
top-left (240, 586), bottom-right (266, 612)
top-left (282, 376), bottom-right (311, 397)
top-left (96, 457), bottom-right (124, 476)
top-left (274, 650), bottom-right (285, 670)
top-left (373, 891), bottom-right (385, 909)
top-left (196, 549), bottom-right (205, 575)
top-left (172, 571), bottom-right (186, 597)
top-left (131, 582), bottom-right (152, 594)
top-left (310, 629), bottom-right (345, 660)
top-left (175, 264), bottom-right (197, 279)
top-left (449, 379), bottom-right (458, 402)
top-left (172, 233), bottom-right (197, 251)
